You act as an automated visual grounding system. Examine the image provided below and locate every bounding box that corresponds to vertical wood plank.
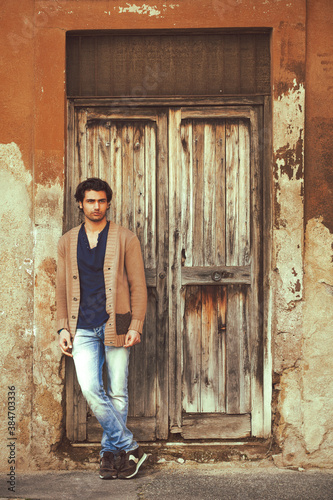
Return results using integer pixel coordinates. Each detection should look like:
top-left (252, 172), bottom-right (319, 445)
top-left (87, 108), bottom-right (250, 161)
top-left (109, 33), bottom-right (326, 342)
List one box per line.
top-left (74, 108), bottom-right (87, 226)
top-left (180, 120), bottom-right (193, 267)
top-left (98, 122), bottom-right (111, 181)
top-left (142, 121), bottom-right (157, 420)
top-left (215, 121), bottom-right (226, 266)
top-left (86, 123), bottom-right (99, 178)
top-left (168, 108), bottom-right (182, 430)
top-left (156, 110), bottom-right (169, 438)
top-left (122, 124), bottom-right (134, 231)
top-left (65, 357), bottom-right (75, 440)
top-left (217, 286), bottom-right (227, 412)
top-left (66, 101), bottom-right (75, 232)
top-left (101, 121), bottom-right (114, 213)
top-left (239, 286), bottom-right (251, 413)
top-left (144, 123), bottom-right (157, 268)
top-left (77, 389), bottom-right (87, 441)
top-left (249, 110), bottom-right (263, 436)
top-left (129, 336), bottom-right (145, 417)
top-left (182, 286), bottom-right (202, 413)
top-left (192, 120), bottom-right (205, 266)
top-left (263, 97), bottom-right (273, 437)
top-left (127, 120), bottom-right (157, 421)
top-left (110, 123), bottom-right (123, 226)
top-left (203, 123), bottom-right (216, 266)
top-left (201, 286), bottom-right (220, 412)
top-left (226, 121), bottom-right (239, 266)
top-left (133, 122), bottom-right (145, 250)
top-left (131, 122), bottom-right (147, 419)
top-left (226, 284), bottom-right (241, 414)
top-left (144, 288), bottom-right (157, 417)
top-left (238, 119), bottom-right (251, 265)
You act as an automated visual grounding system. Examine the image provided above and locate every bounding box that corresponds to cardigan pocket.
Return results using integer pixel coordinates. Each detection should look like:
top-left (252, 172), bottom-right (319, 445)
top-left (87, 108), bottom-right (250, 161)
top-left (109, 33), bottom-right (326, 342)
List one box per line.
top-left (116, 312), bottom-right (132, 335)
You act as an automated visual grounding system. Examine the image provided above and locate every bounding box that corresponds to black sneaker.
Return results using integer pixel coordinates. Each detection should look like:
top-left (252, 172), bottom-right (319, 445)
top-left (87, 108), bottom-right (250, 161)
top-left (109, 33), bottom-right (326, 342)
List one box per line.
top-left (99, 451), bottom-right (118, 479)
top-left (117, 446), bottom-right (148, 479)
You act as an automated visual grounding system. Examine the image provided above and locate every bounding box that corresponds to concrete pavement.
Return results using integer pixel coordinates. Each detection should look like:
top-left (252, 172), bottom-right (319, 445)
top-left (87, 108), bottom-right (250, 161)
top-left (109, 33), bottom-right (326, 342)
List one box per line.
top-left (1, 462), bottom-right (333, 500)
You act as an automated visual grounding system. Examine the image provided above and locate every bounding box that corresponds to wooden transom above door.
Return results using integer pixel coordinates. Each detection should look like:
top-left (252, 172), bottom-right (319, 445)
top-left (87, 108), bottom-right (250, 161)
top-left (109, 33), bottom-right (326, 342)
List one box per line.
top-left (66, 103), bottom-right (264, 442)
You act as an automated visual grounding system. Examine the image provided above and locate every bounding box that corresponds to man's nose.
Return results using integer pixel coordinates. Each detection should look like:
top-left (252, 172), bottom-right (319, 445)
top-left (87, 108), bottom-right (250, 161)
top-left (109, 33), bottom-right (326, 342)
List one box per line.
top-left (93, 201), bottom-right (100, 209)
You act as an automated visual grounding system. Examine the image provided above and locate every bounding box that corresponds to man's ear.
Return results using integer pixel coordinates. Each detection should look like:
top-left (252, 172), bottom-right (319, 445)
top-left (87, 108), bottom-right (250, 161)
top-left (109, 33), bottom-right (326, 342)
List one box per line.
top-left (79, 202), bottom-right (83, 210)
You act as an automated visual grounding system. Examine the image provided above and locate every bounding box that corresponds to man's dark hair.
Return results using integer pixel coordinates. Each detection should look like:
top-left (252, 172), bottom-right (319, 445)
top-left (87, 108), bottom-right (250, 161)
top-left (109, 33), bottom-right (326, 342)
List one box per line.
top-left (74, 178), bottom-right (113, 204)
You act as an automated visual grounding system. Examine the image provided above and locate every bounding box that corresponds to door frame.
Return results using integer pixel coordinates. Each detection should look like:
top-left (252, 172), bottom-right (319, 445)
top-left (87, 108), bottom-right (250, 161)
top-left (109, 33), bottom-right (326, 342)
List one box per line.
top-left (65, 96), bottom-right (272, 440)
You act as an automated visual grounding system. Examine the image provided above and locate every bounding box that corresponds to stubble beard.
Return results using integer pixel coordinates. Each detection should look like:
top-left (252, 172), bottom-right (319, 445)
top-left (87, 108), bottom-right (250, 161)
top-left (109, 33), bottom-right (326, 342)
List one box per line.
top-left (84, 211), bottom-right (106, 223)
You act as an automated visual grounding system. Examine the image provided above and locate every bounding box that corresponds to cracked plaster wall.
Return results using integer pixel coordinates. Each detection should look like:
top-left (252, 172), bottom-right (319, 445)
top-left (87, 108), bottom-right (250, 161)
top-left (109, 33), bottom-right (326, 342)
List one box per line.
top-left (301, 219), bottom-right (333, 464)
top-left (0, 143), bottom-right (34, 469)
top-left (271, 0), bottom-right (333, 468)
top-left (273, 81), bottom-right (304, 376)
top-left (271, 80), bottom-right (306, 466)
top-left (31, 182), bottom-right (65, 467)
top-left (273, 218), bottom-right (333, 468)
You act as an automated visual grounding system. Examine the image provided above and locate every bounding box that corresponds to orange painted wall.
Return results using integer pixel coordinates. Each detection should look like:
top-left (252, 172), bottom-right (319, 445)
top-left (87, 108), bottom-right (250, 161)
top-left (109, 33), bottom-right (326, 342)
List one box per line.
top-left (31, 0), bottom-right (306, 192)
top-left (7, 2), bottom-right (333, 222)
top-left (0, 0), bottom-right (35, 170)
top-left (305, 0), bottom-right (333, 232)
top-left (1, 0), bottom-right (308, 191)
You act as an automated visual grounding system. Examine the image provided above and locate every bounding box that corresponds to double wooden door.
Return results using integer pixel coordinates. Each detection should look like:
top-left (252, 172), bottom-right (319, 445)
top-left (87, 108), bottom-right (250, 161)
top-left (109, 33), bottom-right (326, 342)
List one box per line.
top-left (66, 103), bottom-right (264, 442)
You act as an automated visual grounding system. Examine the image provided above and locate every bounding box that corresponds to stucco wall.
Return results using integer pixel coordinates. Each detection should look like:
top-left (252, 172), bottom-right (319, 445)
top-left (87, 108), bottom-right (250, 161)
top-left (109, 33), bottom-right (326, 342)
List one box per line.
top-left (0, 0), bottom-right (332, 472)
top-left (0, 0), bottom-right (35, 473)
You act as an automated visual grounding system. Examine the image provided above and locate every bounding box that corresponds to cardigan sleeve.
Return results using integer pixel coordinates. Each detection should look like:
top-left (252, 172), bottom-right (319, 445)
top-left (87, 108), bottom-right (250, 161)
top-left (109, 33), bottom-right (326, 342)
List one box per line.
top-left (56, 237), bottom-right (70, 333)
top-left (125, 236), bottom-right (147, 334)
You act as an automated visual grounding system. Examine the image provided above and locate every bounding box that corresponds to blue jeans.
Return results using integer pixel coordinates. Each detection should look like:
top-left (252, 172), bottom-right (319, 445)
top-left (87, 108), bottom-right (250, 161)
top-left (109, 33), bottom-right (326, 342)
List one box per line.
top-left (72, 323), bottom-right (138, 456)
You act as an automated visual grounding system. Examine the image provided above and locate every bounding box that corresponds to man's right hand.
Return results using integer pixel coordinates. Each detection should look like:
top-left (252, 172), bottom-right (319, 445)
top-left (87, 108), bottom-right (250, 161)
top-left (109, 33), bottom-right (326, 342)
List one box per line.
top-left (59, 329), bottom-right (73, 357)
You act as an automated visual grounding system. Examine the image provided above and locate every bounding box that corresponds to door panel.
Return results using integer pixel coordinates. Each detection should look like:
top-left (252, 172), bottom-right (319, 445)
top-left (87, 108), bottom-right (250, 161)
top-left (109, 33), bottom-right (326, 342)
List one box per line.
top-left (66, 107), bottom-right (168, 441)
top-left (168, 107), bottom-right (261, 438)
top-left (180, 118), bottom-right (251, 418)
top-left (183, 285), bottom-right (227, 414)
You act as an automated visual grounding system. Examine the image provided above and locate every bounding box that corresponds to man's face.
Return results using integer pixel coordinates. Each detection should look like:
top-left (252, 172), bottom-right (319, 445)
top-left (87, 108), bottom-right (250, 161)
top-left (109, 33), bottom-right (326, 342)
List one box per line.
top-left (79, 190), bottom-right (109, 222)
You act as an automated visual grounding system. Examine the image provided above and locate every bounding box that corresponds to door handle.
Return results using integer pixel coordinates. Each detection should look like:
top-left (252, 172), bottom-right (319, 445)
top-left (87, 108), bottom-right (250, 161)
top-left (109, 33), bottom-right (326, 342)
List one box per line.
top-left (212, 271), bottom-right (222, 282)
top-left (212, 270), bottom-right (234, 282)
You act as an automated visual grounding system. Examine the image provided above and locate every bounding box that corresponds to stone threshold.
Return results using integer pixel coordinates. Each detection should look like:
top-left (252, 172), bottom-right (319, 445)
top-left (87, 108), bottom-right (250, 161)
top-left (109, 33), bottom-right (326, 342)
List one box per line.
top-left (68, 439), bottom-right (274, 464)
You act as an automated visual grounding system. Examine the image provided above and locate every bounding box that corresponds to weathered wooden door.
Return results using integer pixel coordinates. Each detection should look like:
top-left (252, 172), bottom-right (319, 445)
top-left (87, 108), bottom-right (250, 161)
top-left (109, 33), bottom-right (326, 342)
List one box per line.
top-left (168, 107), bottom-right (263, 438)
top-left (66, 103), bottom-right (264, 441)
top-left (66, 106), bottom-right (169, 441)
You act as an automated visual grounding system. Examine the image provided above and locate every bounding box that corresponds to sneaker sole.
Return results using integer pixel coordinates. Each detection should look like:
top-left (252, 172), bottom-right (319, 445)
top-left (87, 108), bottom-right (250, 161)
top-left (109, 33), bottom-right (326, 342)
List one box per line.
top-left (99, 470), bottom-right (118, 480)
top-left (119, 452), bottom-right (148, 479)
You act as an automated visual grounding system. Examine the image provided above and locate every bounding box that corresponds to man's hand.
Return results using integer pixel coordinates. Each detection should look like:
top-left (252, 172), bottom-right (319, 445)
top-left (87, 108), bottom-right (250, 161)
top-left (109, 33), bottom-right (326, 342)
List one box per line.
top-left (59, 329), bottom-right (73, 357)
top-left (124, 329), bottom-right (141, 348)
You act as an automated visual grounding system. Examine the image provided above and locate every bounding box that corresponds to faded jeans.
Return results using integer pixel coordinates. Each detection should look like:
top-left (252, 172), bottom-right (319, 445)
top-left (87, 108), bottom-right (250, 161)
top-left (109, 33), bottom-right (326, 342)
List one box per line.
top-left (72, 323), bottom-right (138, 457)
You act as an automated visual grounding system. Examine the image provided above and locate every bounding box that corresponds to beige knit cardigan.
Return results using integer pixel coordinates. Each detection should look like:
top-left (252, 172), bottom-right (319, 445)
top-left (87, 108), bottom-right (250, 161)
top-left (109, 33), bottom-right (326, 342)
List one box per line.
top-left (56, 222), bottom-right (147, 347)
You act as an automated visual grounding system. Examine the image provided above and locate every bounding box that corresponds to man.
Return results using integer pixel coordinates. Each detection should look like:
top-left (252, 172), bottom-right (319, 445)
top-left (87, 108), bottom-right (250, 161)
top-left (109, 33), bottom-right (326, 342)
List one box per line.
top-left (56, 177), bottom-right (148, 480)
